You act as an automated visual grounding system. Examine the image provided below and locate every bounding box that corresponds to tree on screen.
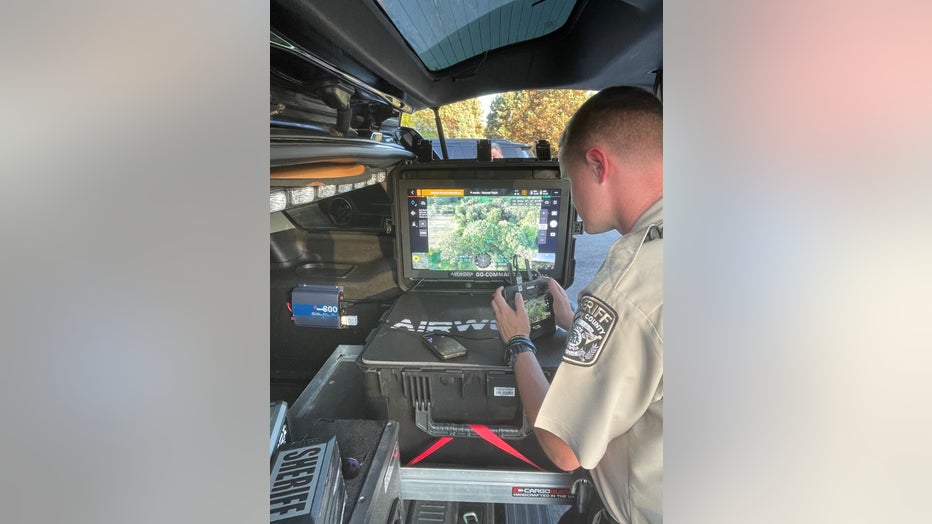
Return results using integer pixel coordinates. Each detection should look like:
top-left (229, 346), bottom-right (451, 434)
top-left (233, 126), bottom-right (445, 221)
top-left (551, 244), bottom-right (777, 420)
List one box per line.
top-left (525, 296), bottom-right (549, 324)
top-left (430, 197), bottom-right (539, 269)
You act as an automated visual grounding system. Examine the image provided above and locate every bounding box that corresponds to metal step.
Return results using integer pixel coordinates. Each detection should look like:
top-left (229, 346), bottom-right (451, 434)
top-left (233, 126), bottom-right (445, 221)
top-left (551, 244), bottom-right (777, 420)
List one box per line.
top-left (405, 500), bottom-right (497, 524)
top-left (401, 467), bottom-right (573, 505)
top-left (503, 503), bottom-right (570, 524)
top-left (407, 500), bottom-right (453, 523)
top-left (405, 500), bottom-right (570, 524)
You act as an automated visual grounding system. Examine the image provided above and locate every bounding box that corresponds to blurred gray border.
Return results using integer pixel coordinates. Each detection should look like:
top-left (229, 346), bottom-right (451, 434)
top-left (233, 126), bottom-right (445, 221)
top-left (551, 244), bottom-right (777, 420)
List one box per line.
top-left (1, 2), bottom-right (269, 522)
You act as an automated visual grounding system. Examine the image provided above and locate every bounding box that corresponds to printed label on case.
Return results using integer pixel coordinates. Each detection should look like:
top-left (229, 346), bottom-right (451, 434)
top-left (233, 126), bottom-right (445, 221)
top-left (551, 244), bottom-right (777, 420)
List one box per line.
top-left (493, 387), bottom-right (516, 397)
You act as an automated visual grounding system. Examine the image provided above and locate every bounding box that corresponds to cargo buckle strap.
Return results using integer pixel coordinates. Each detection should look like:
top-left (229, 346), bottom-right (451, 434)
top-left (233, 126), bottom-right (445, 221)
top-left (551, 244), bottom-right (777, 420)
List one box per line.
top-left (406, 423), bottom-right (543, 471)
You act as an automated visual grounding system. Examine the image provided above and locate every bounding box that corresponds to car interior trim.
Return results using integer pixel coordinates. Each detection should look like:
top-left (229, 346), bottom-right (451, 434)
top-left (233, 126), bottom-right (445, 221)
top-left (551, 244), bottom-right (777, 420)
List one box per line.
top-left (271, 30), bottom-right (414, 114)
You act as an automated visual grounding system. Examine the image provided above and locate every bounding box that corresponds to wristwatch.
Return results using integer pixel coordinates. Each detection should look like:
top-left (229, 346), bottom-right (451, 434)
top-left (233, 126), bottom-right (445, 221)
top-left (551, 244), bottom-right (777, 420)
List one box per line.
top-left (504, 341), bottom-right (537, 367)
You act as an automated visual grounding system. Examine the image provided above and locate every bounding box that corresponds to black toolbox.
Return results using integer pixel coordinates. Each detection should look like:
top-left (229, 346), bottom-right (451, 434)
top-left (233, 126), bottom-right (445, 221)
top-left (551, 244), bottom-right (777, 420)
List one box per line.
top-left (270, 436), bottom-right (346, 523)
top-left (302, 419), bottom-right (404, 524)
top-left (358, 161), bottom-right (576, 471)
top-left (270, 401), bottom-right (290, 463)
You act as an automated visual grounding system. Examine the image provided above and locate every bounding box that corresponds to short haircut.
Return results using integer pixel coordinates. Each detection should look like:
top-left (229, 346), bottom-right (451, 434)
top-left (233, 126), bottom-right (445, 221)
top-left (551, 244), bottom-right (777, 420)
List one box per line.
top-left (490, 142), bottom-right (502, 151)
top-left (559, 86), bottom-right (662, 166)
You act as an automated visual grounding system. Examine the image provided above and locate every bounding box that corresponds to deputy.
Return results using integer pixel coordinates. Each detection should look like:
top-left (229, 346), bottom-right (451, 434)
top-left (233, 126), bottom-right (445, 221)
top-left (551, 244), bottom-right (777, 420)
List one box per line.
top-left (491, 86), bottom-right (663, 524)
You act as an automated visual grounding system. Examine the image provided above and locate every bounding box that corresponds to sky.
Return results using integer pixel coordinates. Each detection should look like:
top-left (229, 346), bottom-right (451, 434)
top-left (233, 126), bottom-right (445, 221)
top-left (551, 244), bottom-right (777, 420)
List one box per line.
top-left (479, 93), bottom-right (495, 121)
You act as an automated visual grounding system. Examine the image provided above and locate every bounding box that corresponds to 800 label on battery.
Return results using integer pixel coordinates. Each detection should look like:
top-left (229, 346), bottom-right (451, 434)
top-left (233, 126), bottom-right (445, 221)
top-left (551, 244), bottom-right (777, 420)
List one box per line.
top-left (311, 304), bottom-right (339, 317)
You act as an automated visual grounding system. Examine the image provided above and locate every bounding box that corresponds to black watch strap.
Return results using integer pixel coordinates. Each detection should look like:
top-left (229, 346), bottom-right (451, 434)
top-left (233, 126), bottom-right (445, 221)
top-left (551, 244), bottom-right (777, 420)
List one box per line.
top-left (505, 341), bottom-right (537, 367)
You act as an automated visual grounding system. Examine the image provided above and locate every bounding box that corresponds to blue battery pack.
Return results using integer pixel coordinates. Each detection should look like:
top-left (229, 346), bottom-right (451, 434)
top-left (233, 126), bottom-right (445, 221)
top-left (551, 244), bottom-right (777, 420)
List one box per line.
top-left (291, 284), bottom-right (343, 328)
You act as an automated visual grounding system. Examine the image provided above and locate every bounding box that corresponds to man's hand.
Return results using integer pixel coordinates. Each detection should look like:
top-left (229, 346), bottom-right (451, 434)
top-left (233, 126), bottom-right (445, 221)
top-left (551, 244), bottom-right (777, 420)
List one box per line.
top-left (491, 286), bottom-right (531, 343)
top-left (548, 278), bottom-right (575, 330)
top-left (493, 285), bottom-right (582, 472)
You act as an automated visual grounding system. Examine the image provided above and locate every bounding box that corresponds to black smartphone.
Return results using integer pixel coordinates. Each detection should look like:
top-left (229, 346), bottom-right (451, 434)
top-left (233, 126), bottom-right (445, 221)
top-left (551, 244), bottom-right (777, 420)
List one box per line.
top-left (422, 333), bottom-right (469, 360)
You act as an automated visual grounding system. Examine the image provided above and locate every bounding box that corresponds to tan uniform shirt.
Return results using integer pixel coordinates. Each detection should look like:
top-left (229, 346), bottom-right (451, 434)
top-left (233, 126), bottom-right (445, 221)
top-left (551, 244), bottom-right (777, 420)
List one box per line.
top-left (536, 199), bottom-right (663, 524)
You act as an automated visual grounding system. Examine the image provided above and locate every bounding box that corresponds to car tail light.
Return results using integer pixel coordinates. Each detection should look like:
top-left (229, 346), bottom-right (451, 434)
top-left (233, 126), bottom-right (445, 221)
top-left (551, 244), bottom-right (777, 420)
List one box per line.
top-left (288, 186), bottom-right (316, 205)
top-left (270, 190), bottom-right (288, 212)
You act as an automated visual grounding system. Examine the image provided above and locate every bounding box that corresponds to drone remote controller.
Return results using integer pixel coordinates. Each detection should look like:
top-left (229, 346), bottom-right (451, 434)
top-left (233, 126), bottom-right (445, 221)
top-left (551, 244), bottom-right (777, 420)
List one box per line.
top-left (502, 277), bottom-right (555, 339)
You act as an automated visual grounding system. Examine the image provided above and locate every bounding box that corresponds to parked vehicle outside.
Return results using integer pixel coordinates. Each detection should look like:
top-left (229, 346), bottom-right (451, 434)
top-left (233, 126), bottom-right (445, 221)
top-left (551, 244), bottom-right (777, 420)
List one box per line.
top-left (431, 138), bottom-right (535, 159)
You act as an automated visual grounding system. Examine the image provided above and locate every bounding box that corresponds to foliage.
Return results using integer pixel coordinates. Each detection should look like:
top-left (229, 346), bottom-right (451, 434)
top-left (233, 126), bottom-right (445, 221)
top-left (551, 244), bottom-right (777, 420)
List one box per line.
top-left (400, 98), bottom-right (484, 139)
top-left (525, 295), bottom-right (550, 324)
top-left (399, 90), bottom-right (591, 155)
top-left (429, 197), bottom-right (539, 269)
top-left (485, 90), bottom-right (593, 153)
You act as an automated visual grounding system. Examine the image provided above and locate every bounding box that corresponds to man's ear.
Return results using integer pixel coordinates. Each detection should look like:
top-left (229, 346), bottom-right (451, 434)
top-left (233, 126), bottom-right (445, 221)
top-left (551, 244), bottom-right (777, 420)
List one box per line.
top-left (584, 146), bottom-right (609, 183)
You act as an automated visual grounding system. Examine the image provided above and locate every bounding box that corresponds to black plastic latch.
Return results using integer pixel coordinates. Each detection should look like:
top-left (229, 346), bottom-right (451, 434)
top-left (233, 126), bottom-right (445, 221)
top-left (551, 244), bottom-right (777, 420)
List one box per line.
top-left (571, 477), bottom-right (594, 515)
top-left (477, 139), bottom-right (492, 161)
top-left (416, 139), bottom-right (433, 162)
top-left (535, 139), bottom-right (551, 160)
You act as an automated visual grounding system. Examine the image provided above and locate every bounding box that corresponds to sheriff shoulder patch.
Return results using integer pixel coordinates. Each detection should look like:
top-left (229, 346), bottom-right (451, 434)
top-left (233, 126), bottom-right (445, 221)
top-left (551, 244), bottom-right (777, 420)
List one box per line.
top-left (563, 295), bottom-right (618, 366)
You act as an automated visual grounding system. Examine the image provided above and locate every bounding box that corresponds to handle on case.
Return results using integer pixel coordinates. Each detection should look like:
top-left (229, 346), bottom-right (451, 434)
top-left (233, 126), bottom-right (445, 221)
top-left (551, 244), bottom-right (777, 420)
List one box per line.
top-left (413, 403), bottom-right (533, 439)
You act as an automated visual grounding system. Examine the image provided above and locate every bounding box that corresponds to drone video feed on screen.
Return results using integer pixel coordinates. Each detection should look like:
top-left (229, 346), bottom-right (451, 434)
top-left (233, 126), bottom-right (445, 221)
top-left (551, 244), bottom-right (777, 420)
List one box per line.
top-left (524, 294), bottom-right (551, 324)
top-left (405, 187), bottom-right (563, 274)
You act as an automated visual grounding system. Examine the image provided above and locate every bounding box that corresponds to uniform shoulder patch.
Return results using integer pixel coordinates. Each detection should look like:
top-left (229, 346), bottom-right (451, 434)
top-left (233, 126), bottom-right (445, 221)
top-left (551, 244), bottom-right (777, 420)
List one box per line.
top-left (563, 295), bottom-right (618, 366)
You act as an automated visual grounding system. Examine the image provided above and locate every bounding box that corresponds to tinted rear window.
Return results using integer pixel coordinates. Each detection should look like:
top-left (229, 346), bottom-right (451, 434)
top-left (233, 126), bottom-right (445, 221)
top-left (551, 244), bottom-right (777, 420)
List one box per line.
top-left (376, 0), bottom-right (577, 71)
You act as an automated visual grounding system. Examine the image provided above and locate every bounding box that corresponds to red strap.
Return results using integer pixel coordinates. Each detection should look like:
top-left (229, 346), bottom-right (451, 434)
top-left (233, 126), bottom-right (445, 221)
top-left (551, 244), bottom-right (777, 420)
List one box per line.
top-left (406, 426), bottom-right (544, 470)
top-left (468, 424), bottom-right (544, 471)
top-left (406, 437), bottom-right (452, 466)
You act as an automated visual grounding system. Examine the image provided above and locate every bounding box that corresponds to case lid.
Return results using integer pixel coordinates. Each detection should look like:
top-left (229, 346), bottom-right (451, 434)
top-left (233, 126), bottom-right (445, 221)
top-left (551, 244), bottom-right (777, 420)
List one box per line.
top-left (359, 291), bottom-right (566, 370)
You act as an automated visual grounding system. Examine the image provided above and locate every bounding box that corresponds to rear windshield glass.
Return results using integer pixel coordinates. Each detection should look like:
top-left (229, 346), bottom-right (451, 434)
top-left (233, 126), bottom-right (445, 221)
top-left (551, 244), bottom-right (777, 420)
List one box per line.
top-left (376, 0), bottom-right (576, 71)
top-left (400, 89), bottom-right (594, 158)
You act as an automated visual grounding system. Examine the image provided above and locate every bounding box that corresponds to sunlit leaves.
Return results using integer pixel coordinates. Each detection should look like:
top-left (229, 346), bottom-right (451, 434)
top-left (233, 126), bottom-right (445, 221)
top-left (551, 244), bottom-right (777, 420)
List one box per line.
top-left (486, 89), bottom-right (593, 153)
